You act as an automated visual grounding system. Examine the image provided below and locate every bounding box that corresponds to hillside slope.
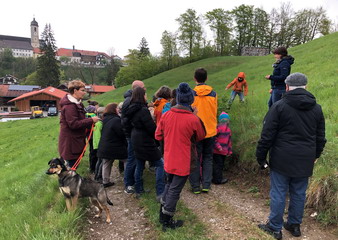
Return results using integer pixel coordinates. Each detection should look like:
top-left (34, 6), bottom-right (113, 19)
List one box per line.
top-left (93, 32), bottom-right (338, 224)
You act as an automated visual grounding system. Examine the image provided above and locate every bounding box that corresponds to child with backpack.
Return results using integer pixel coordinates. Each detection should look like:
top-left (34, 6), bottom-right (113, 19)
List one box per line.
top-left (212, 112), bottom-right (232, 184)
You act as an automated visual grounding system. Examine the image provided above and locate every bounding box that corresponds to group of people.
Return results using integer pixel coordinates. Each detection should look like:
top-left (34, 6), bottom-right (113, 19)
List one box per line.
top-left (57, 46), bottom-right (326, 238)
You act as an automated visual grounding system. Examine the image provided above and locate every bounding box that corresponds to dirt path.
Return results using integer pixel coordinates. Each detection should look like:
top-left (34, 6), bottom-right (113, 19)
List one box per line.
top-left (180, 179), bottom-right (337, 240)
top-left (84, 168), bottom-right (155, 240)
top-left (83, 168), bottom-right (336, 240)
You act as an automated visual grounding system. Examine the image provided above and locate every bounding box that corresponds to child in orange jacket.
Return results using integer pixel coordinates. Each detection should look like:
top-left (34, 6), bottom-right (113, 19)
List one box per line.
top-left (225, 72), bottom-right (248, 109)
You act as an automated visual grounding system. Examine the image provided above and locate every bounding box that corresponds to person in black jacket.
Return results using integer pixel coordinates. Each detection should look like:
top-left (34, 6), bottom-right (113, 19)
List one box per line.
top-left (97, 103), bottom-right (127, 188)
top-left (121, 80), bottom-right (146, 194)
top-left (265, 47), bottom-right (294, 108)
top-left (256, 73), bottom-right (326, 240)
top-left (124, 87), bottom-right (165, 200)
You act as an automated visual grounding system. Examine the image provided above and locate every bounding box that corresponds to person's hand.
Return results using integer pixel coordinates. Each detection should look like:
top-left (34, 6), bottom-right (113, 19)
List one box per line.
top-left (314, 159), bottom-right (318, 164)
top-left (91, 116), bottom-right (100, 123)
top-left (257, 159), bottom-right (269, 170)
top-left (269, 89), bottom-right (273, 94)
top-left (265, 75), bottom-right (270, 79)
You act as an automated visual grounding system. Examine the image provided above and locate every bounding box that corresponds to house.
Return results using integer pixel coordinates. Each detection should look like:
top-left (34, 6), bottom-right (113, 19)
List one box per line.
top-left (8, 86), bottom-right (67, 112)
top-left (0, 18), bottom-right (40, 58)
top-left (85, 84), bottom-right (115, 97)
top-left (57, 47), bottom-right (111, 66)
top-left (0, 84), bottom-right (41, 112)
top-left (0, 75), bottom-right (19, 85)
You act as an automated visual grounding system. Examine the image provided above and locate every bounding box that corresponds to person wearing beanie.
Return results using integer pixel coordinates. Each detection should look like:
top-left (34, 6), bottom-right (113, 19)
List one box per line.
top-left (265, 46), bottom-right (295, 108)
top-left (155, 82), bottom-right (206, 231)
top-left (256, 72), bottom-right (326, 239)
top-left (225, 72), bottom-right (248, 110)
top-left (190, 68), bottom-right (217, 194)
top-left (212, 112), bottom-right (232, 184)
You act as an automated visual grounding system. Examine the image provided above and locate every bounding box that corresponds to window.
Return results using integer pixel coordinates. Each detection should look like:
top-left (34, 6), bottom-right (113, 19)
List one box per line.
top-left (34, 27), bottom-right (36, 32)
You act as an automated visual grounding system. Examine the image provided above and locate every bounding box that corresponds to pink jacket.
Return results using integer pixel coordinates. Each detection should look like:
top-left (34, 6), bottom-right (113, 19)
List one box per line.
top-left (213, 123), bottom-right (232, 156)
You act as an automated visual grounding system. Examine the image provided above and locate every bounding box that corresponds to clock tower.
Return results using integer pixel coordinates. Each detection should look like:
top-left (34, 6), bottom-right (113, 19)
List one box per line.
top-left (30, 17), bottom-right (39, 48)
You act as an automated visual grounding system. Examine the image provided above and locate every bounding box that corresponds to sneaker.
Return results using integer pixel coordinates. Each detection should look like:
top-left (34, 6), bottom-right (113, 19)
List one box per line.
top-left (124, 186), bottom-right (135, 194)
top-left (258, 224), bottom-right (283, 240)
top-left (284, 222), bottom-right (301, 237)
top-left (103, 182), bottom-right (115, 188)
top-left (201, 188), bottom-right (209, 193)
top-left (192, 187), bottom-right (201, 194)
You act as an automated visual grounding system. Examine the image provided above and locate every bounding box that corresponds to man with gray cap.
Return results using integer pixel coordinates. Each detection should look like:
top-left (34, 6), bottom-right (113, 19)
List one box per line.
top-left (256, 73), bottom-right (326, 239)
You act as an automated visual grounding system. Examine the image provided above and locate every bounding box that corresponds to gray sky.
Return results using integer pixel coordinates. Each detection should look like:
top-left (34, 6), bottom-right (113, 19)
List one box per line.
top-left (1, 0), bottom-right (338, 57)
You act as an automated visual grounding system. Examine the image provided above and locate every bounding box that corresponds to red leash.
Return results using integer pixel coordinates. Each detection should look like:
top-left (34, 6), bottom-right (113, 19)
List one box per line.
top-left (71, 123), bottom-right (95, 171)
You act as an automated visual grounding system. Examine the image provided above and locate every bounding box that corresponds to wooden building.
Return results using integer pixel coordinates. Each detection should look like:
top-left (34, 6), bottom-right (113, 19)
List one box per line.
top-left (8, 87), bottom-right (67, 111)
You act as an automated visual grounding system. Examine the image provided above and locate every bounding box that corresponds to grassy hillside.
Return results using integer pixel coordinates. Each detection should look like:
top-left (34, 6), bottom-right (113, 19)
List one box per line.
top-left (93, 32), bottom-right (338, 224)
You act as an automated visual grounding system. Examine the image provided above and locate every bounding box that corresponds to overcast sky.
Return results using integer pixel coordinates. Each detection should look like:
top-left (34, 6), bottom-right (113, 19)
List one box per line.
top-left (1, 0), bottom-right (338, 57)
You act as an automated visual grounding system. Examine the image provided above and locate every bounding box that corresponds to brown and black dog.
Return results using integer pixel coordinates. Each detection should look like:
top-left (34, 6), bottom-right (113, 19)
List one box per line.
top-left (46, 158), bottom-right (113, 223)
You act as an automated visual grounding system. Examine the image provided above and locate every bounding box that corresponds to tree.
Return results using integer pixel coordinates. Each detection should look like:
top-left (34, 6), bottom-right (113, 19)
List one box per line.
top-left (138, 37), bottom-right (150, 59)
top-left (160, 30), bottom-right (178, 70)
top-left (0, 48), bottom-right (15, 70)
top-left (231, 4), bottom-right (255, 55)
top-left (205, 8), bottom-right (232, 55)
top-left (36, 24), bottom-right (60, 87)
top-left (252, 8), bottom-right (269, 47)
top-left (176, 8), bottom-right (203, 61)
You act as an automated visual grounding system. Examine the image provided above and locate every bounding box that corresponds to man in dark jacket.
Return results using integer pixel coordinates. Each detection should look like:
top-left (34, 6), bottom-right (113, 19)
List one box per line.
top-left (121, 80), bottom-right (146, 194)
top-left (265, 47), bottom-right (294, 108)
top-left (256, 73), bottom-right (326, 240)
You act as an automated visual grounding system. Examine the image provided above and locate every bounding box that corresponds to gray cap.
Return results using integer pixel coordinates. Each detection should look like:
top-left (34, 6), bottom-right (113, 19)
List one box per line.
top-left (285, 72), bottom-right (308, 86)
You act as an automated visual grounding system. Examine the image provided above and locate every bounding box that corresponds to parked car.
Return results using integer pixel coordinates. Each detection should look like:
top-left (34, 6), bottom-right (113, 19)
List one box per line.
top-left (47, 107), bottom-right (58, 116)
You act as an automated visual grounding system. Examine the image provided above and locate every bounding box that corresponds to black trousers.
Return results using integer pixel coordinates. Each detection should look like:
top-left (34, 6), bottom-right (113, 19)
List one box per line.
top-left (89, 138), bottom-right (98, 172)
top-left (212, 153), bottom-right (226, 184)
top-left (162, 173), bottom-right (188, 214)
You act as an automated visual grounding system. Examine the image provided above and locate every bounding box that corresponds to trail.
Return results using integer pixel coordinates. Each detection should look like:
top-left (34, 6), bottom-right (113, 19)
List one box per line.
top-left (84, 168), bottom-right (337, 240)
top-left (180, 176), bottom-right (337, 240)
top-left (84, 168), bottom-right (155, 240)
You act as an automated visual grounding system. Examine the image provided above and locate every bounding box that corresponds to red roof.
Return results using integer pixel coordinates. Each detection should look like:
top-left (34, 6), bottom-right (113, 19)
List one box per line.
top-left (88, 85), bottom-right (115, 93)
top-left (57, 48), bottom-right (110, 58)
top-left (33, 48), bottom-right (42, 54)
top-left (9, 87), bottom-right (67, 102)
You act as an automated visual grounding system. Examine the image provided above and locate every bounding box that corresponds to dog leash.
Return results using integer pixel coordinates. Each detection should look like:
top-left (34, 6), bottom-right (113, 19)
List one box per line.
top-left (71, 123), bottom-right (95, 171)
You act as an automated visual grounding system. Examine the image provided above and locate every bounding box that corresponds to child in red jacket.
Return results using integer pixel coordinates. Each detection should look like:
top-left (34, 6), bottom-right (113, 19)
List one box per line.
top-left (212, 112), bottom-right (232, 184)
top-left (225, 72), bottom-right (248, 109)
top-left (155, 82), bottom-right (205, 231)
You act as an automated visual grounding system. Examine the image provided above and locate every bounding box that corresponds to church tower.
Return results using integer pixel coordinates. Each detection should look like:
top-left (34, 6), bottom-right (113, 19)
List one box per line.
top-left (30, 17), bottom-right (39, 48)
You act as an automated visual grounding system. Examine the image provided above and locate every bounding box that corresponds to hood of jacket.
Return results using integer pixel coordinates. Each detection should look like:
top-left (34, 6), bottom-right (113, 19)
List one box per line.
top-left (60, 94), bottom-right (81, 107)
top-left (284, 88), bottom-right (316, 110)
top-left (237, 72), bottom-right (246, 79)
top-left (124, 102), bottom-right (145, 117)
top-left (153, 98), bottom-right (168, 107)
top-left (277, 55), bottom-right (295, 66)
top-left (194, 84), bottom-right (213, 96)
top-left (124, 89), bottom-right (133, 99)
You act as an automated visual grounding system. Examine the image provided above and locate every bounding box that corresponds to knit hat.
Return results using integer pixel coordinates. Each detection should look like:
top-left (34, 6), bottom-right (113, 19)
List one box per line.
top-left (85, 105), bottom-right (96, 113)
top-left (285, 72), bottom-right (308, 86)
top-left (176, 83), bottom-right (195, 106)
top-left (219, 112), bottom-right (230, 122)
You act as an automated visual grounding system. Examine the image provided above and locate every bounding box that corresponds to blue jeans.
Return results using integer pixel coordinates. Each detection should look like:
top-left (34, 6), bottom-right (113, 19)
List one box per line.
top-left (135, 158), bottom-right (165, 196)
top-left (268, 88), bottom-right (285, 108)
top-left (268, 170), bottom-right (309, 231)
top-left (124, 138), bottom-right (136, 188)
top-left (228, 91), bottom-right (244, 104)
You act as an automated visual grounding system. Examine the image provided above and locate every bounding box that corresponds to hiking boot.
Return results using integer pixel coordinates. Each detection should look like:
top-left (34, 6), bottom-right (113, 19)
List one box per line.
top-left (162, 212), bottom-right (184, 231)
top-left (159, 205), bottom-right (165, 224)
top-left (103, 182), bottom-right (115, 188)
top-left (124, 186), bottom-right (135, 194)
top-left (258, 223), bottom-right (283, 240)
top-left (284, 222), bottom-right (301, 237)
top-left (201, 188), bottom-right (209, 193)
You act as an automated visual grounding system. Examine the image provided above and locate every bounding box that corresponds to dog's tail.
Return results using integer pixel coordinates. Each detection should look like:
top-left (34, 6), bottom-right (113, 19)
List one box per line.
top-left (104, 188), bottom-right (113, 206)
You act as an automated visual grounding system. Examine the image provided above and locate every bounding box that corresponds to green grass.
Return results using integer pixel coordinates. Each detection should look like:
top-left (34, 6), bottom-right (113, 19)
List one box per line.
top-left (93, 32), bottom-right (338, 225)
top-left (0, 117), bottom-right (89, 239)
